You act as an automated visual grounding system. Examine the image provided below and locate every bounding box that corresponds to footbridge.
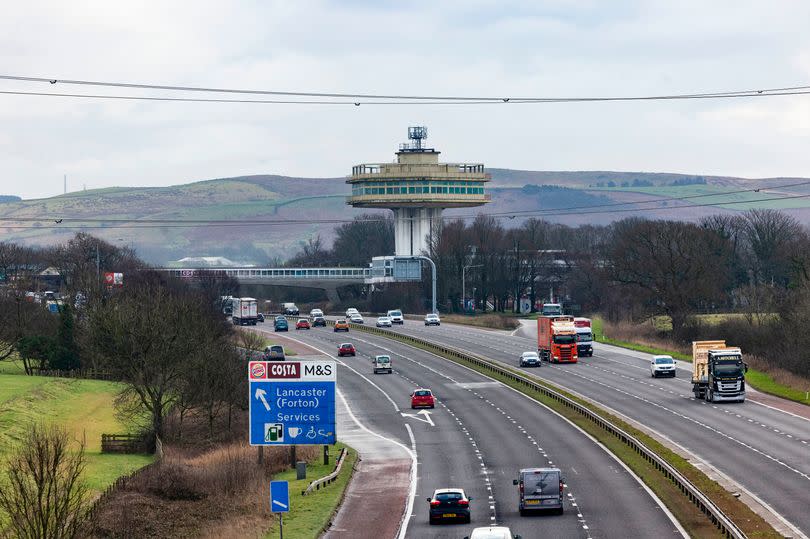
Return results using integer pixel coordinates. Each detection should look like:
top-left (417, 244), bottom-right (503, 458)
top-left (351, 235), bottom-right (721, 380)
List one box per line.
top-left (160, 267), bottom-right (371, 302)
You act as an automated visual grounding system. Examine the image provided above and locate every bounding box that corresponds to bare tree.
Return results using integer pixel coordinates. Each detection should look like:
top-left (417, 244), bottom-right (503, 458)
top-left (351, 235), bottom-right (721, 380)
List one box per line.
top-left (0, 425), bottom-right (91, 539)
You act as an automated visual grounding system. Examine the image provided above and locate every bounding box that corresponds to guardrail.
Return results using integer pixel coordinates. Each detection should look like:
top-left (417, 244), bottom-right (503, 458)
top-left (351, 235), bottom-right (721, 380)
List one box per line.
top-left (302, 447), bottom-right (348, 496)
top-left (330, 319), bottom-right (747, 539)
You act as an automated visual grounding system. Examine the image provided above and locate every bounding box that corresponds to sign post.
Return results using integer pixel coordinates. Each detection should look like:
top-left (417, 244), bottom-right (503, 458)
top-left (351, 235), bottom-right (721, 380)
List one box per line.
top-left (249, 360), bottom-right (337, 446)
top-left (270, 480), bottom-right (289, 539)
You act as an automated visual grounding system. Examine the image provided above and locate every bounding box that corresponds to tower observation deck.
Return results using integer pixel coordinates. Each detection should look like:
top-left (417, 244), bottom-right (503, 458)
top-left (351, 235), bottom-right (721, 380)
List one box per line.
top-left (347, 127), bottom-right (490, 256)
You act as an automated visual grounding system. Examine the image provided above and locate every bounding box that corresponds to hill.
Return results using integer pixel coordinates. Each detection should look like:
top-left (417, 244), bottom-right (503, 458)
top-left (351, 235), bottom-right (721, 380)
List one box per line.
top-left (1, 171), bottom-right (809, 264)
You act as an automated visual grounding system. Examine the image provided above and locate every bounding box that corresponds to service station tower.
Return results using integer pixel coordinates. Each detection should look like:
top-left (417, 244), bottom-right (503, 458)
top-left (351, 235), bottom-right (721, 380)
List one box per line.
top-left (347, 127), bottom-right (490, 256)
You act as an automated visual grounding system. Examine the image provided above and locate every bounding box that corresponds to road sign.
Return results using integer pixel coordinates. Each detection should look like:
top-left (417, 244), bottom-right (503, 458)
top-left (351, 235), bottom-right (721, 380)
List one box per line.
top-left (270, 481), bottom-right (290, 513)
top-left (249, 360), bottom-right (336, 446)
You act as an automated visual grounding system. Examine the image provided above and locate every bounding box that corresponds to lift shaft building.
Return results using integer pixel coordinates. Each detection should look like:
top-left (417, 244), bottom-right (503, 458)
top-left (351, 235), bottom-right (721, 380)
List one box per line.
top-left (347, 127), bottom-right (490, 256)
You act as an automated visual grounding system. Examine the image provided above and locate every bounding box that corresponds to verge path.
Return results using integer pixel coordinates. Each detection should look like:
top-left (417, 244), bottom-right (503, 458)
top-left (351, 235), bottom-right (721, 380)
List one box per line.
top-left (323, 396), bottom-right (412, 539)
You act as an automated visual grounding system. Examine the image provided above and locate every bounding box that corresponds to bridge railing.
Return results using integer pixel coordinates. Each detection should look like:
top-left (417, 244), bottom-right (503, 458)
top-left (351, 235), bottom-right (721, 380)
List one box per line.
top-left (159, 267), bottom-right (371, 280)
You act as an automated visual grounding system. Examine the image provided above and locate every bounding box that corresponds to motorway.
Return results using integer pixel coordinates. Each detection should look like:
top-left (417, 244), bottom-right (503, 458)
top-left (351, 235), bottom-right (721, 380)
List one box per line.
top-left (258, 324), bottom-right (685, 538)
top-left (375, 318), bottom-right (810, 537)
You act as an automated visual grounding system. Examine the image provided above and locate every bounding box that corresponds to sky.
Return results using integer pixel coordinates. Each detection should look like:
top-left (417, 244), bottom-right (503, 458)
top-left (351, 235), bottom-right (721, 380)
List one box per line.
top-left (2, 0), bottom-right (810, 200)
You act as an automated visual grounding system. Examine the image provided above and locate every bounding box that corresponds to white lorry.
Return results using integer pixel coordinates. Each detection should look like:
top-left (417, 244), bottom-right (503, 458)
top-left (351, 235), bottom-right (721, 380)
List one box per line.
top-left (574, 317), bottom-right (593, 357)
top-left (232, 297), bottom-right (258, 326)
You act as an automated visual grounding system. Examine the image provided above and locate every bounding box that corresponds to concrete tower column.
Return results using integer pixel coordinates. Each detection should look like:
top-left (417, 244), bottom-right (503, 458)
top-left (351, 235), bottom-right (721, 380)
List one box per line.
top-left (393, 207), bottom-right (443, 256)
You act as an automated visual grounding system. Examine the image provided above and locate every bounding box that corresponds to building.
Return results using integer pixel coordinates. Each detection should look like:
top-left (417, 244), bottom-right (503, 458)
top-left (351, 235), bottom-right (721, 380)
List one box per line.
top-left (346, 127), bottom-right (490, 256)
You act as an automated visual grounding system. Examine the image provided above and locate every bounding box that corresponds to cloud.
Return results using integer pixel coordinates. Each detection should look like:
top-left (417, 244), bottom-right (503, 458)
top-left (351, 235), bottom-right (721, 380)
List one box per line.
top-left (1, 0), bottom-right (810, 199)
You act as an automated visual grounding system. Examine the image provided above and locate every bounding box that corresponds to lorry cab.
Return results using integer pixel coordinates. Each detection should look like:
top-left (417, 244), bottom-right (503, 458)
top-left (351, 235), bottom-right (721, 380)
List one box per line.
top-left (373, 355), bottom-right (392, 374)
top-left (513, 467), bottom-right (565, 515)
top-left (541, 303), bottom-right (563, 316)
top-left (692, 341), bottom-right (748, 402)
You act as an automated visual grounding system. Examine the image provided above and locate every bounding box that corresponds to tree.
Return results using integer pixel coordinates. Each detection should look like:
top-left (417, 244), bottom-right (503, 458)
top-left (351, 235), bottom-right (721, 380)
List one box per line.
top-left (0, 425), bottom-right (91, 539)
top-left (739, 209), bottom-right (803, 287)
top-left (287, 235), bottom-right (332, 267)
top-left (607, 218), bottom-right (731, 337)
top-left (86, 272), bottom-right (233, 440)
top-left (330, 214), bottom-right (393, 266)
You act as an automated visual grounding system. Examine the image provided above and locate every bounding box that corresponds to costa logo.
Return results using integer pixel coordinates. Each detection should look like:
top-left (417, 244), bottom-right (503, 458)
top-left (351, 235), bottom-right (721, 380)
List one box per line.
top-left (250, 362), bottom-right (266, 379)
top-left (267, 362), bottom-right (300, 378)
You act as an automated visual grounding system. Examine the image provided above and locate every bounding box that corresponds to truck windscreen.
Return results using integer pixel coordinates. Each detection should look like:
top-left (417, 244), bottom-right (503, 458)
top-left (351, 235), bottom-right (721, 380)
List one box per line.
top-left (576, 332), bottom-right (592, 342)
top-left (553, 335), bottom-right (576, 345)
top-left (714, 361), bottom-right (742, 376)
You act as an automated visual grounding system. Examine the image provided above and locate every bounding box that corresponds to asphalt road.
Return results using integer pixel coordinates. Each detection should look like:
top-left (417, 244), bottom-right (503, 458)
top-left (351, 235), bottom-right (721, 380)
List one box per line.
top-left (275, 325), bottom-right (684, 539)
top-left (382, 318), bottom-right (810, 537)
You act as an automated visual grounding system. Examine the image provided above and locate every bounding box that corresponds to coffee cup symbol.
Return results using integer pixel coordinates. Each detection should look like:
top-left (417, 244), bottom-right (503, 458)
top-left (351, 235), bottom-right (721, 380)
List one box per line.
top-left (288, 427), bottom-right (301, 439)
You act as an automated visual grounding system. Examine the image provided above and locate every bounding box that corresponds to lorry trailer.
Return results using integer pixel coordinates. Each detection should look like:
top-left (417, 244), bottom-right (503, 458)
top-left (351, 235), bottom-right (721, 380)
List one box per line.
top-left (537, 316), bottom-right (578, 363)
top-left (232, 297), bottom-right (259, 326)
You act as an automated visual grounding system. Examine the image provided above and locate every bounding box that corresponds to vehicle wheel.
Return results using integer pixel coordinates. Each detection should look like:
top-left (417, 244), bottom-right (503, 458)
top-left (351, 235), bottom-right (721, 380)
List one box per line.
top-left (430, 404), bottom-right (435, 409)
top-left (464, 515), bottom-right (471, 524)
top-left (557, 507), bottom-right (564, 515)
top-left (707, 388), bottom-right (714, 402)
top-left (429, 519), bottom-right (436, 525)
top-left (519, 508), bottom-right (526, 517)
top-left (651, 372), bottom-right (655, 378)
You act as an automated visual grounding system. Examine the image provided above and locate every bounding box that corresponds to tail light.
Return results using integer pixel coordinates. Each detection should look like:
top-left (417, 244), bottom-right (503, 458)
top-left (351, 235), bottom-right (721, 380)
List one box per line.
top-left (458, 499), bottom-right (469, 506)
top-left (430, 500), bottom-right (440, 507)
top-left (519, 482), bottom-right (524, 495)
top-left (559, 480), bottom-right (564, 493)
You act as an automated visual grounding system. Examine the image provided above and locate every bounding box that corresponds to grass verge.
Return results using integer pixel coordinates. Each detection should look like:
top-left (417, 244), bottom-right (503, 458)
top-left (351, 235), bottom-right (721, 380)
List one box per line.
top-left (356, 324), bottom-right (780, 538)
top-left (592, 317), bottom-right (810, 405)
top-left (264, 443), bottom-right (357, 539)
top-left (0, 370), bottom-right (153, 494)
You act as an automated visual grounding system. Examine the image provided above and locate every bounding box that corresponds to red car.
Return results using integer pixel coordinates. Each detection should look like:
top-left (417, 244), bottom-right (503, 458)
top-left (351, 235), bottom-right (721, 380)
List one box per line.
top-left (337, 343), bottom-right (356, 357)
top-left (295, 318), bottom-right (311, 330)
top-left (411, 388), bottom-right (435, 409)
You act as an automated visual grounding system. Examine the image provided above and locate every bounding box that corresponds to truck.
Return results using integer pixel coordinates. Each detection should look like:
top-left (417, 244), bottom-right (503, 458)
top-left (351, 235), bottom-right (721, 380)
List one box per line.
top-left (573, 317), bottom-right (593, 357)
top-left (282, 302), bottom-right (299, 316)
top-left (232, 297), bottom-right (258, 326)
top-left (691, 340), bottom-right (748, 402)
top-left (537, 316), bottom-right (578, 363)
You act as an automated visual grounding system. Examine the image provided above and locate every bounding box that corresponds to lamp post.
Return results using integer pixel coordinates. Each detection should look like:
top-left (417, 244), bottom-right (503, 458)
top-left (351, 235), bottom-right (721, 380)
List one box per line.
top-left (462, 264), bottom-right (482, 313)
top-left (414, 256), bottom-right (437, 314)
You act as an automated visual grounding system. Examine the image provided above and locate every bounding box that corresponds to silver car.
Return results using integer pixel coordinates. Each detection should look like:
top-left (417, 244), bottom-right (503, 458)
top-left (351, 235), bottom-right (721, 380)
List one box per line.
top-left (376, 316), bottom-right (392, 327)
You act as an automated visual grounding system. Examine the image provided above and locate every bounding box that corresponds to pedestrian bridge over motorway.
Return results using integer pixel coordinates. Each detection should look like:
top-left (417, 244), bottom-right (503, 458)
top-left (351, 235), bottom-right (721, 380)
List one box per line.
top-left (159, 267), bottom-right (371, 302)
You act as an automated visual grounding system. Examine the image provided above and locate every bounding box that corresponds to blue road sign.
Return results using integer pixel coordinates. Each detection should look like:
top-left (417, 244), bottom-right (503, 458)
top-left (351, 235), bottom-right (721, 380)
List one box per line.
top-left (248, 360), bottom-right (336, 446)
top-left (270, 480), bottom-right (290, 513)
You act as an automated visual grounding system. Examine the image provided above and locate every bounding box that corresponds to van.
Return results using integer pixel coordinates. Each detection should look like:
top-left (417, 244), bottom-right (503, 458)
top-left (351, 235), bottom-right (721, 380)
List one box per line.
top-left (387, 309), bottom-right (404, 324)
top-left (373, 355), bottom-right (392, 374)
top-left (513, 467), bottom-right (564, 515)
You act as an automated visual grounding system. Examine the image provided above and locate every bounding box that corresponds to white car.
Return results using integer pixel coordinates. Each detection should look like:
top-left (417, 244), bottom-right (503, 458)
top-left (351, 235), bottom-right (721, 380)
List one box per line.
top-left (346, 307), bottom-right (360, 318)
top-left (310, 308), bottom-right (324, 318)
top-left (349, 313), bottom-right (364, 324)
top-left (651, 355), bottom-right (677, 378)
top-left (424, 313), bottom-right (441, 326)
top-left (465, 526), bottom-right (522, 539)
top-left (376, 316), bottom-right (392, 327)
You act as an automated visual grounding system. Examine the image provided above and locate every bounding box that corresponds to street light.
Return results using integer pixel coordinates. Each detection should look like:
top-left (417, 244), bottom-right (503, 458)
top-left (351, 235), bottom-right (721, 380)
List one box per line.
top-left (462, 264), bottom-right (482, 313)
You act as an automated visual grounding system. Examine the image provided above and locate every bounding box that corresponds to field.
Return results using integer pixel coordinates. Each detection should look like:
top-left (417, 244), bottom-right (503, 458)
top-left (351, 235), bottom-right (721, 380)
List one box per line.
top-left (0, 360), bottom-right (152, 493)
top-left (588, 184), bottom-right (810, 211)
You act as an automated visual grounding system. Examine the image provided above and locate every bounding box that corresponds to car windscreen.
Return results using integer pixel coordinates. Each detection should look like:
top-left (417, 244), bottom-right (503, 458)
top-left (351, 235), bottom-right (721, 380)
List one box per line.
top-left (523, 471), bottom-right (559, 495)
top-left (414, 390), bottom-right (431, 396)
top-left (522, 353), bottom-right (539, 359)
top-left (389, 311), bottom-right (402, 316)
top-left (553, 334), bottom-right (576, 344)
top-left (655, 357), bottom-right (674, 364)
top-left (376, 356), bottom-right (390, 362)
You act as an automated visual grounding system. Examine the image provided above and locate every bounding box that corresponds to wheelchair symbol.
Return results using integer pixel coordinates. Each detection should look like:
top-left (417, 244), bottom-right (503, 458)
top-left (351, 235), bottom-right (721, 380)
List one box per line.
top-left (306, 426), bottom-right (317, 439)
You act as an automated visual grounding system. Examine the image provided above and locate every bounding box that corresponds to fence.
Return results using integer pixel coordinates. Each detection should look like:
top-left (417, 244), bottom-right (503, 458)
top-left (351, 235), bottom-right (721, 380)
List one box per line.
top-left (331, 319), bottom-right (747, 539)
top-left (101, 433), bottom-right (150, 454)
top-left (302, 447), bottom-right (348, 496)
top-left (26, 368), bottom-right (113, 380)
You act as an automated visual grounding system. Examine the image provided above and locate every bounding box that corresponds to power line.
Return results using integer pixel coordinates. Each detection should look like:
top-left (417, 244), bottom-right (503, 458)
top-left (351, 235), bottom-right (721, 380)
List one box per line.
top-left (2, 74), bottom-right (810, 104)
top-left (2, 183), bottom-right (809, 230)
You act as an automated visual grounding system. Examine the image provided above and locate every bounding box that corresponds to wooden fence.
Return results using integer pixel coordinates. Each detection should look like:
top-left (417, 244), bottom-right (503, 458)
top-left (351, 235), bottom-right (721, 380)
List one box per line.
top-left (101, 433), bottom-right (150, 454)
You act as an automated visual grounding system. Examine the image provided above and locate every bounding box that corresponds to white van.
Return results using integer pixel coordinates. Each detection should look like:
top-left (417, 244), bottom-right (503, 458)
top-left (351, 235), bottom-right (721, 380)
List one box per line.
top-left (387, 309), bottom-right (404, 324)
top-left (373, 355), bottom-right (393, 374)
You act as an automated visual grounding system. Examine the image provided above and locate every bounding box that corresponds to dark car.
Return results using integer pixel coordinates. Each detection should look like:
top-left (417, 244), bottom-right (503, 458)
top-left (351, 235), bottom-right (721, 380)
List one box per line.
top-left (312, 316), bottom-right (327, 327)
top-left (256, 313), bottom-right (265, 323)
top-left (337, 343), bottom-right (356, 357)
top-left (274, 317), bottom-right (289, 332)
top-left (428, 488), bottom-right (471, 524)
top-left (264, 345), bottom-right (285, 361)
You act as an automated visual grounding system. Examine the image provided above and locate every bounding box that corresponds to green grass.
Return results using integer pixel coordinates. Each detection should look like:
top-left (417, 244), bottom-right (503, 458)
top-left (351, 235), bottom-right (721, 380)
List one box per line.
top-left (264, 443), bottom-right (357, 539)
top-left (591, 317), bottom-right (691, 360)
top-left (589, 184), bottom-right (810, 210)
top-left (0, 372), bottom-right (153, 494)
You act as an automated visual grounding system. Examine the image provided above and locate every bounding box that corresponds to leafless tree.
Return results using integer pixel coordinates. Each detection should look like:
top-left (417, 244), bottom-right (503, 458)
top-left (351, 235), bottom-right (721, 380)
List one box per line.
top-left (0, 425), bottom-right (91, 539)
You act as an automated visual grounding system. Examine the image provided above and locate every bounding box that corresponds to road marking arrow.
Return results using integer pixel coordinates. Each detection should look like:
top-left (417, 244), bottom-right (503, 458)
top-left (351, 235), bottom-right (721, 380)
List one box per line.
top-left (255, 388), bottom-right (271, 411)
top-left (400, 410), bottom-right (435, 427)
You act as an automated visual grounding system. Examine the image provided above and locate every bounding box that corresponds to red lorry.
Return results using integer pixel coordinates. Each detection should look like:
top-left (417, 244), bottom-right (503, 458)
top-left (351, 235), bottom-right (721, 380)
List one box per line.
top-left (537, 316), bottom-right (578, 363)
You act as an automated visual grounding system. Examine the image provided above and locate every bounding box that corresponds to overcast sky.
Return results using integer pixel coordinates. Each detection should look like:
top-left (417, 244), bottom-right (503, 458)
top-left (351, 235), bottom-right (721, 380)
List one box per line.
top-left (2, 0), bottom-right (810, 200)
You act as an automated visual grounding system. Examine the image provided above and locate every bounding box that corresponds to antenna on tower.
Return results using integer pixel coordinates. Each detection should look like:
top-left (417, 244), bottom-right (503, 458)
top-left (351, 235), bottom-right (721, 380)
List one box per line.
top-left (400, 126), bottom-right (433, 152)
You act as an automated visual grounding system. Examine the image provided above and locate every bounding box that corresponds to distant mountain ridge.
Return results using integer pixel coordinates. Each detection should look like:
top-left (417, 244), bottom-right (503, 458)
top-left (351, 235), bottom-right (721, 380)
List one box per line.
top-left (0, 195), bottom-right (21, 203)
top-left (2, 170), bottom-right (809, 265)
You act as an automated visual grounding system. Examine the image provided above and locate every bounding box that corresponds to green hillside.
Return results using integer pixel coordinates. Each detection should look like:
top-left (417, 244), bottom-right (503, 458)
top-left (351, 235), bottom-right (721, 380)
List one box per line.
top-left (2, 171), bottom-right (809, 265)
